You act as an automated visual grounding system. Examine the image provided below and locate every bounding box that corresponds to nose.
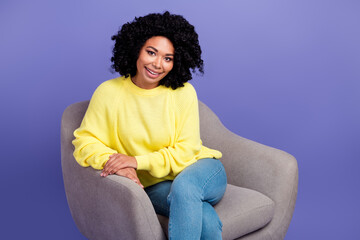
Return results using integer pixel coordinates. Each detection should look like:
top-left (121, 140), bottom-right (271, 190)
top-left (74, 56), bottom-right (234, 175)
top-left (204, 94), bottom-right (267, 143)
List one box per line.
top-left (152, 56), bottom-right (161, 69)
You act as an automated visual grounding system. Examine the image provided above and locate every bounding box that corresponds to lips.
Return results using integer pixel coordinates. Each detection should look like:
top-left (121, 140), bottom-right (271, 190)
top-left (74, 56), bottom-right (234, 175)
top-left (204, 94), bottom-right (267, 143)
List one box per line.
top-left (145, 67), bottom-right (162, 76)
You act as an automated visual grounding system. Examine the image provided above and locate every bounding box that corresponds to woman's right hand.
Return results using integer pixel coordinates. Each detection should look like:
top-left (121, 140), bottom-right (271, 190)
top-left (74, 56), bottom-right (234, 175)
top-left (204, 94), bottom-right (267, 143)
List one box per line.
top-left (115, 167), bottom-right (144, 188)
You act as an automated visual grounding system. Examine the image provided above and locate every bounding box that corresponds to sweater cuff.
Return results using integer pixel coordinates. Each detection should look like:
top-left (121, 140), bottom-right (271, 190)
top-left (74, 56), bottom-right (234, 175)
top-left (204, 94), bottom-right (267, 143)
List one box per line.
top-left (135, 155), bottom-right (151, 171)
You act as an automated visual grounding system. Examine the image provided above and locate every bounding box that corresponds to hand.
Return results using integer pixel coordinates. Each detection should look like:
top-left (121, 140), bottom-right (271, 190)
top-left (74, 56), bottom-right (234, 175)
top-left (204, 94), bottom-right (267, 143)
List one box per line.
top-left (115, 167), bottom-right (144, 188)
top-left (101, 153), bottom-right (137, 177)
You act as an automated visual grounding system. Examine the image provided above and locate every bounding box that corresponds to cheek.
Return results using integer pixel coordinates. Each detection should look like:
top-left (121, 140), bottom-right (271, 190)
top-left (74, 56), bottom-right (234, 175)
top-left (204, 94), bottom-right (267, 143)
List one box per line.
top-left (165, 62), bottom-right (174, 72)
top-left (137, 53), bottom-right (149, 66)
top-left (136, 57), bottom-right (142, 70)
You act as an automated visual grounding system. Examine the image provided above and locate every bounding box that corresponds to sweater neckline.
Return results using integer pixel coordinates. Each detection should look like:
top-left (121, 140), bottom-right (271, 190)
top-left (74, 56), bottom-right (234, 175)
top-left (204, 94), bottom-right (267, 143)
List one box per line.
top-left (125, 76), bottom-right (168, 96)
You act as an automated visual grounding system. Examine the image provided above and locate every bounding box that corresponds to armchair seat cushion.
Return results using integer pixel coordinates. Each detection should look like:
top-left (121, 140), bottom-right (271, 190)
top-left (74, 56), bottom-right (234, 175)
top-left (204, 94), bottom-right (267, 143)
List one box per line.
top-left (157, 184), bottom-right (275, 240)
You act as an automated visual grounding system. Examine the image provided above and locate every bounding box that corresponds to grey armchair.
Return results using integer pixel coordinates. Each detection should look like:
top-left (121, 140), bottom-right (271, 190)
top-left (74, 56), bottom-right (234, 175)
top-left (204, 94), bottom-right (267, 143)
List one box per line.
top-left (61, 100), bottom-right (298, 240)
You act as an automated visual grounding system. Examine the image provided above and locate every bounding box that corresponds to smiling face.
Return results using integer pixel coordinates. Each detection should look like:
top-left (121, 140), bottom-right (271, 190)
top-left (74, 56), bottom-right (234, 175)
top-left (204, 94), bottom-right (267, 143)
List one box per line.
top-left (132, 36), bottom-right (175, 89)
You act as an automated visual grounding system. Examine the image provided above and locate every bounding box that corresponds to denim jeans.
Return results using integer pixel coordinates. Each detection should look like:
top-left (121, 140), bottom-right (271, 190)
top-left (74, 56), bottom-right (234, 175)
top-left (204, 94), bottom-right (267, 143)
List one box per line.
top-left (145, 158), bottom-right (227, 240)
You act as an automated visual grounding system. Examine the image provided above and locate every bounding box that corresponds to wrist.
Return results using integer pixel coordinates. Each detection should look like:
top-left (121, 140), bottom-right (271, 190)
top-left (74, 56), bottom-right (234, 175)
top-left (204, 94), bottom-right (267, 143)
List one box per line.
top-left (132, 156), bottom-right (138, 169)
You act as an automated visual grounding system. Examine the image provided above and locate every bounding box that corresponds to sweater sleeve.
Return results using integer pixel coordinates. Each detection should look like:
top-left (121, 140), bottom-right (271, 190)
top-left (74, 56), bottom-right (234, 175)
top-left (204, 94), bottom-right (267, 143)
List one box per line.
top-left (135, 84), bottom-right (203, 178)
top-left (72, 82), bottom-right (118, 169)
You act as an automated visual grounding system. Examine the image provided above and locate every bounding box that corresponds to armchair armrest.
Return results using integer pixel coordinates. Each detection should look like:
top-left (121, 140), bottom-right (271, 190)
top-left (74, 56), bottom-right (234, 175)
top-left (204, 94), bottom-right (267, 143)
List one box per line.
top-left (61, 101), bottom-right (166, 240)
top-left (199, 101), bottom-right (298, 240)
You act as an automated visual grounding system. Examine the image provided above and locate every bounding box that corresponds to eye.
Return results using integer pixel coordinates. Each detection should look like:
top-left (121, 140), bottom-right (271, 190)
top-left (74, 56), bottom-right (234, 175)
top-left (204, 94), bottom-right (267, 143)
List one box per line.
top-left (164, 57), bottom-right (173, 62)
top-left (147, 50), bottom-right (156, 56)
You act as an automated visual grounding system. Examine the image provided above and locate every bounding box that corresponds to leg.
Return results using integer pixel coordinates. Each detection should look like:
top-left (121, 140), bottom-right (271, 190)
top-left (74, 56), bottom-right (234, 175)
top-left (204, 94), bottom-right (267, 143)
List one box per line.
top-left (201, 201), bottom-right (223, 240)
top-left (167, 158), bottom-right (227, 240)
top-left (145, 179), bottom-right (222, 239)
top-left (145, 180), bottom-right (172, 217)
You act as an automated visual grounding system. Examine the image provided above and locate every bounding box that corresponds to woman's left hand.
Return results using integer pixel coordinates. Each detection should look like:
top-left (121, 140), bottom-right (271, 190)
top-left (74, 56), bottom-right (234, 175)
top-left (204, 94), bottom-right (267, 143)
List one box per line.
top-left (101, 153), bottom-right (137, 177)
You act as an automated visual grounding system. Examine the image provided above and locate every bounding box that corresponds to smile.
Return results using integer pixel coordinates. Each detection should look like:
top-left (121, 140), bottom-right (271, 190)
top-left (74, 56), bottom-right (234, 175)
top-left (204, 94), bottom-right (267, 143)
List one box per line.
top-left (145, 67), bottom-right (161, 76)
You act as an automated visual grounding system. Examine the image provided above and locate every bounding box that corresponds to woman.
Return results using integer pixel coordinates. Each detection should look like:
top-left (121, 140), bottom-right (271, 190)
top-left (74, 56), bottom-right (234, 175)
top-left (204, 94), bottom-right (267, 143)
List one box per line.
top-left (72, 11), bottom-right (227, 240)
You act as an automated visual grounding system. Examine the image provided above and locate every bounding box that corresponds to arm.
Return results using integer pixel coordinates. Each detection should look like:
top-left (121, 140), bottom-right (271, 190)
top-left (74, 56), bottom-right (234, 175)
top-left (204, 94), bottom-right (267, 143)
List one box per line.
top-left (73, 82), bottom-right (144, 188)
top-left (72, 82), bottom-right (118, 169)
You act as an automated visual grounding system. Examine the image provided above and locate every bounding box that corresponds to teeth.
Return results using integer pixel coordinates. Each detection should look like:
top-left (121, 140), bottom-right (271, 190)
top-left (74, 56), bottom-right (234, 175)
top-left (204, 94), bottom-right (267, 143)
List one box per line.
top-left (147, 67), bottom-right (159, 75)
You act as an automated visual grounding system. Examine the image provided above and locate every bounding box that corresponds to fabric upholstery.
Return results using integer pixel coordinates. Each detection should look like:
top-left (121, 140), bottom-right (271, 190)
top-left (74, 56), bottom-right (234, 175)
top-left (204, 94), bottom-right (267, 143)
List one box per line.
top-left (157, 184), bottom-right (275, 240)
top-left (61, 100), bottom-right (298, 240)
top-left (198, 102), bottom-right (298, 240)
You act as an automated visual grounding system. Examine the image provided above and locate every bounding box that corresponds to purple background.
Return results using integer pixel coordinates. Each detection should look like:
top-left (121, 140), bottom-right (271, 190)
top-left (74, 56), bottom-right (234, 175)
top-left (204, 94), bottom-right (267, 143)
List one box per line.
top-left (1, 0), bottom-right (359, 239)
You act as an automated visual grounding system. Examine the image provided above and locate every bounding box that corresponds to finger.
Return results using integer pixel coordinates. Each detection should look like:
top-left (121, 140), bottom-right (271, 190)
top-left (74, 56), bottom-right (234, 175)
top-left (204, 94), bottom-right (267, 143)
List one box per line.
top-left (102, 157), bottom-right (115, 174)
top-left (106, 161), bottom-right (127, 177)
top-left (115, 169), bottom-right (127, 177)
top-left (108, 155), bottom-right (134, 173)
top-left (136, 179), bottom-right (144, 188)
top-left (131, 176), bottom-right (144, 188)
top-left (126, 170), bottom-right (144, 188)
top-left (115, 169), bottom-right (143, 188)
top-left (126, 175), bottom-right (143, 188)
top-left (103, 156), bottom-right (122, 175)
top-left (125, 173), bottom-right (138, 183)
top-left (116, 168), bottom-right (136, 181)
top-left (105, 153), bottom-right (122, 169)
top-left (130, 171), bottom-right (141, 183)
top-left (108, 153), bottom-right (118, 163)
top-left (117, 170), bottom-right (139, 184)
top-left (134, 181), bottom-right (144, 188)
top-left (108, 163), bottom-right (123, 175)
top-left (104, 156), bottom-right (117, 170)
top-left (109, 158), bottom-right (128, 174)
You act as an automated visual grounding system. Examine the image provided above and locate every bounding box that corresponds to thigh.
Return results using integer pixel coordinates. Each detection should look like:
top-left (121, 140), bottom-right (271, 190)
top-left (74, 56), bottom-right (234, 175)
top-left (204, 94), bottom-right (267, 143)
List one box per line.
top-left (171, 158), bottom-right (227, 205)
top-left (145, 180), bottom-right (172, 217)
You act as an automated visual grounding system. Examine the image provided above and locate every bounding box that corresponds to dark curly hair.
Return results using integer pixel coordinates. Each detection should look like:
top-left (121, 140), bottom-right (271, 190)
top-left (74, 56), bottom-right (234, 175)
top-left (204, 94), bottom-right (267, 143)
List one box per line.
top-left (111, 11), bottom-right (204, 90)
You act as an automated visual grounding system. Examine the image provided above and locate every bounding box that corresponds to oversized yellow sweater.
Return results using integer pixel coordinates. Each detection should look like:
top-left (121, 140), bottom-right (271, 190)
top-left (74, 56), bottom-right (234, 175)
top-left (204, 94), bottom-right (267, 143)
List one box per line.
top-left (72, 76), bottom-right (222, 187)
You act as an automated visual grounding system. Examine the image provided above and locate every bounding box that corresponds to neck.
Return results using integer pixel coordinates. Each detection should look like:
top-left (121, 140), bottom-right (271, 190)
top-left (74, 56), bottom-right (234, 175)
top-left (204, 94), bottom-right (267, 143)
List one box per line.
top-left (131, 75), bottom-right (159, 89)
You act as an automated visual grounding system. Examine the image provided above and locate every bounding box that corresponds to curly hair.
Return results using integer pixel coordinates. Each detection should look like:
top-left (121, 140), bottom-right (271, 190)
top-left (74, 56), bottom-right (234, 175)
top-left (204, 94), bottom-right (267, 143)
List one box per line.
top-left (111, 11), bottom-right (204, 90)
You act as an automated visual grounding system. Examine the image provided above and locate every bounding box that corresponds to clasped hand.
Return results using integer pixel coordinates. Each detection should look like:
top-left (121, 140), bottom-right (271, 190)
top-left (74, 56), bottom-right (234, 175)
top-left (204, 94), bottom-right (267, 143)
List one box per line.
top-left (101, 153), bottom-right (143, 188)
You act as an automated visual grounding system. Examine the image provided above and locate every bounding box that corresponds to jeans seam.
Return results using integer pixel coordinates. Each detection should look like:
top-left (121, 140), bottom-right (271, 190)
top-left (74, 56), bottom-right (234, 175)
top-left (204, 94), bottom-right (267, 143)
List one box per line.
top-left (201, 164), bottom-right (224, 193)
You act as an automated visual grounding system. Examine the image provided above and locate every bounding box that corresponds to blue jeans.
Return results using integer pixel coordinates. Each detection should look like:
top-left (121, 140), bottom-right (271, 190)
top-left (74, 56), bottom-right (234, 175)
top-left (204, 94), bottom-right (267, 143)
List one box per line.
top-left (145, 158), bottom-right (227, 240)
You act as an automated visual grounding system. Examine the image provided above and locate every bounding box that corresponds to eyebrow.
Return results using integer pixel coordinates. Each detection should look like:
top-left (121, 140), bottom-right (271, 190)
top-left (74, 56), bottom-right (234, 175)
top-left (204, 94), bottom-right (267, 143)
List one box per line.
top-left (146, 46), bottom-right (174, 56)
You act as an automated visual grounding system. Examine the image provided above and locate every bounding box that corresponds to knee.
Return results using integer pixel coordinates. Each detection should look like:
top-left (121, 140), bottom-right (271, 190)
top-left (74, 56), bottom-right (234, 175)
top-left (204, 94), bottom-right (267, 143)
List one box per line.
top-left (167, 177), bottom-right (201, 205)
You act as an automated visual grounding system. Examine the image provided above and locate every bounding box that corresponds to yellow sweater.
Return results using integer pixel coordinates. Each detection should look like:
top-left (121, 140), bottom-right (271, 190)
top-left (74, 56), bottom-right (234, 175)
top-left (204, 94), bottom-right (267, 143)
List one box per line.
top-left (72, 76), bottom-right (222, 187)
